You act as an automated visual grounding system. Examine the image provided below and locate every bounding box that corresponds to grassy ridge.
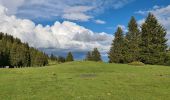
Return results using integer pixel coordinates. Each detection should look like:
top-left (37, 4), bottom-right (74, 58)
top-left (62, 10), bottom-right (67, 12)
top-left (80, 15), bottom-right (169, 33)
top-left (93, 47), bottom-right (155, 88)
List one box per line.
top-left (0, 61), bottom-right (170, 100)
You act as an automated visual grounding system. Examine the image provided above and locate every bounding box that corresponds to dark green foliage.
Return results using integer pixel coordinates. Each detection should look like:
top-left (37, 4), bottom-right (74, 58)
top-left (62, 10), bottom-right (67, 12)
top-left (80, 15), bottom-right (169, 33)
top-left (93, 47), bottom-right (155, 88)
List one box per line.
top-left (66, 52), bottom-right (74, 62)
top-left (85, 51), bottom-right (93, 61)
top-left (29, 47), bottom-right (48, 67)
top-left (91, 48), bottom-right (102, 62)
top-left (125, 16), bottom-right (141, 63)
top-left (0, 32), bottom-right (48, 67)
top-left (85, 48), bottom-right (102, 62)
top-left (164, 50), bottom-right (170, 66)
top-left (50, 54), bottom-right (58, 61)
top-left (58, 56), bottom-right (66, 63)
top-left (0, 39), bottom-right (10, 67)
top-left (140, 13), bottom-right (167, 65)
top-left (109, 14), bottom-right (168, 65)
top-left (34, 52), bottom-right (48, 66)
top-left (108, 27), bottom-right (126, 63)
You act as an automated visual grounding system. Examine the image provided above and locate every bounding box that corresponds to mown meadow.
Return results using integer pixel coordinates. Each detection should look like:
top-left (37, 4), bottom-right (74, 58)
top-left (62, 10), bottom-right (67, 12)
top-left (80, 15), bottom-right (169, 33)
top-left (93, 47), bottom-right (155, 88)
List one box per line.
top-left (0, 61), bottom-right (170, 100)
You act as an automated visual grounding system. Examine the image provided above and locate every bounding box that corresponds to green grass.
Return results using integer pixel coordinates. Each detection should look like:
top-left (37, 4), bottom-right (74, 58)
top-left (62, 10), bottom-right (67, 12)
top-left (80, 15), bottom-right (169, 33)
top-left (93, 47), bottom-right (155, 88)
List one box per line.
top-left (0, 61), bottom-right (170, 100)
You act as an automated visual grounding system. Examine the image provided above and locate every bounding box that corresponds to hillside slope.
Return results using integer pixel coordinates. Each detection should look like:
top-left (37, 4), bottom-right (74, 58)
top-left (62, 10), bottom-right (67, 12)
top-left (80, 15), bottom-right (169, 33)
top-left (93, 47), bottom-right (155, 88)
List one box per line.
top-left (0, 61), bottom-right (170, 100)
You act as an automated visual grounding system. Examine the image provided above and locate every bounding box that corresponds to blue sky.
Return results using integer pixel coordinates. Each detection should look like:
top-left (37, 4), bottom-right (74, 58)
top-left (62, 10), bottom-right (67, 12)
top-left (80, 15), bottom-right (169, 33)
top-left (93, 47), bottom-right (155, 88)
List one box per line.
top-left (31, 0), bottom-right (170, 34)
top-left (0, 0), bottom-right (170, 61)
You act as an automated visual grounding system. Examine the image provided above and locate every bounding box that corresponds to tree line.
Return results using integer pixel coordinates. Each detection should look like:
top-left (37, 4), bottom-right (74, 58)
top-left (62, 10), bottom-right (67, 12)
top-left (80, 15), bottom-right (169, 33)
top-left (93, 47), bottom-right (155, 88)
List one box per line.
top-left (85, 48), bottom-right (102, 62)
top-left (50, 52), bottom-right (74, 63)
top-left (0, 33), bottom-right (48, 68)
top-left (108, 13), bottom-right (169, 65)
top-left (1, 13), bottom-right (169, 67)
top-left (50, 48), bottom-right (102, 63)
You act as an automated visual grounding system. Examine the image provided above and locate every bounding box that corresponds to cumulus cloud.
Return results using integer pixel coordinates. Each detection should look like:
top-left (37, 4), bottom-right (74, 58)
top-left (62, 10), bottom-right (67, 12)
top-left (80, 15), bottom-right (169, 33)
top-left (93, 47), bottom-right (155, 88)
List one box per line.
top-left (0, 5), bottom-right (113, 54)
top-left (0, 0), bottom-right (134, 21)
top-left (136, 5), bottom-right (170, 44)
top-left (95, 19), bottom-right (106, 24)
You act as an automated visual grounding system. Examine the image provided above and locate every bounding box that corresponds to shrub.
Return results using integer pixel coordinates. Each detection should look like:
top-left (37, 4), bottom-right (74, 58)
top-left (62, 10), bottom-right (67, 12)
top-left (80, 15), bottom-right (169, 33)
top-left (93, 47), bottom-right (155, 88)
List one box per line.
top-left (128, 61), bottom-right (145, 66)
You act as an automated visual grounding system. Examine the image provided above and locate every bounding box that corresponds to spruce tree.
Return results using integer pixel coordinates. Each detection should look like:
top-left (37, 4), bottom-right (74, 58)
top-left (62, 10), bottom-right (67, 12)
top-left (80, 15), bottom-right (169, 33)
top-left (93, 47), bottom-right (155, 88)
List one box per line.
top-left (125, 16), bottom-right (140, 62)
top-left (85, 51), bottom-right (92, 61)
top-left (0, 40), bottom-right (3, 67)
top-left (91, 48), bottom-right (102, 62)
top-left (108, 27), bottom-right (125, 63)
top-left (140, 13), bottom-right (167, 65)
top-left (10, 43), bottom-right (21, 67)
top-left (66, 52), bottom-right (74, 62)
top-left (0, 32), bottom-right (48, 67)
top-left (58, 56), bottom-right (66, 63)
top-left (20, 44), bottom-right (31, 67)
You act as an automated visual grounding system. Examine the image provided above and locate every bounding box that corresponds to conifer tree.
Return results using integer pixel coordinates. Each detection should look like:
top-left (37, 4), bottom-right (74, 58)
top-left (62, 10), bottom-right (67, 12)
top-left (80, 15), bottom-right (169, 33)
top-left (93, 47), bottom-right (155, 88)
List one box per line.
top-left (58, 56), bottom-right (66, 63)
top-left (20, 44), bottom-right (31, 67)
top-left (0, 39), bottom-right (9, 67)
top-left (125, 16), bottom-right (140, 62)
top-left (66, 52), bottom-right (74, 62)
top-left (91, 48), bottom-right (102, 62)
top-left (0, 32), bottom-right (48, 67)
top-left (140, 13), bottom-right (167, 65)
top-left (85, 51), bottom-right (92, 61)
top-left (10, 43), bottom-right (20, 67)
top-left (108, 27), bottom-right (125, 63)
top-left (0, 40), bottom-right (4, 67)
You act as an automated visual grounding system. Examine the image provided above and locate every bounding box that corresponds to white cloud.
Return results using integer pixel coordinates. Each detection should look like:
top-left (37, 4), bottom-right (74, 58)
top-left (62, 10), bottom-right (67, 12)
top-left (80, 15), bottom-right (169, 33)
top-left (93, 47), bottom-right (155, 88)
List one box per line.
top-left (62, 6), bottom-right (94, 21)
top-left (0, 0), bottom-right (25, 14)
top-left (95, 19), bottom-right (106, 24)
top-left (0, 5), bottom-right (113, 53)
top-left (136, 5), bottom-right (170, 45)
top-left (136, 5), bottom-right (170, 44)
top-left (117, 24), bottom-right (128, 33)
top-left (153, 5), bottom-right (160, 9)
top-left (0, 0), bottom-right (134, 21)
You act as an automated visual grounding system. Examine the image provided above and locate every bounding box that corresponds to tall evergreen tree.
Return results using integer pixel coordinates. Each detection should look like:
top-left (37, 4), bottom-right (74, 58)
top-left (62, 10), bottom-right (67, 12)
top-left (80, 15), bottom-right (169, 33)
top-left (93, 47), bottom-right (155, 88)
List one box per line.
top-left (34, 52), bottom-right (48, 66)
top-left (0, 40), bottom-right (4, 67)
top-left (140, 13), bottom-right (167, 65)
top-left (0, 39), bottom-right (10, 67)
top-left (108, 27), bottom-right (125, 63)
top-left (20, 44), bottom-right (31, 67)
top-left (0, 32), bottom-right (48, 67)
top-left (125, 16), bottom-right (141, 62)
top-left (91, 48), bottom-right (102, 62)
top-left (66, 52), bottom-right (74, 62)
top-left (58, 56), bottom-right (66, 63)
top-left (10, 43), bottom-right (21, 67)
top-left (85, 51), bottom-right (92, 61)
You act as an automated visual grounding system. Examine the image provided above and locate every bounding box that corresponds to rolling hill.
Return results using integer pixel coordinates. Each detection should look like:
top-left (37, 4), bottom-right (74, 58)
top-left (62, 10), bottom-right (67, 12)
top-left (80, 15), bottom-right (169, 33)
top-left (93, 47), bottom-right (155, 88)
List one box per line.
top-left (0, 61), bottom-right (170, 100)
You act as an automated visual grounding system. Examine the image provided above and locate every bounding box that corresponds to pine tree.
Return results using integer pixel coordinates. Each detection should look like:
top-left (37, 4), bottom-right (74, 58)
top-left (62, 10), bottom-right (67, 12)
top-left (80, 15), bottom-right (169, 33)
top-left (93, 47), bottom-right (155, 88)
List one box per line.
top-left (20, 44), bottom-right (31, 67)
top-left (91, 48), bottom-right (102, 62)
top-left (140, 13), bottom-right (167, 65)
top-left (125, 16), bottom-right (140, 62)
top-left (0, 32), bottom-right (48, 67)
top-left (10, 43), bottom-right (21, 67)
top-left (0, 40), bottom-right (3, 67)
top-left (108, 27), bottom-right (125, 63)
top-left (85, 51), bottom-right (92, 61)
top-left (58, 56), bottom-right (66, 63)
top-left (66, 52), bottom-right (74, 62)
top-left (34, 52), bottom-right (48, 66)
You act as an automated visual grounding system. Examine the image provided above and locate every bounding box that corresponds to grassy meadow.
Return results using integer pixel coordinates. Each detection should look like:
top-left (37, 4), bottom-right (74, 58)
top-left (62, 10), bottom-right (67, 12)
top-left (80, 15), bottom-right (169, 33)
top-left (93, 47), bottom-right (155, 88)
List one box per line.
top-left (0, 61), bottom-right (170, 100)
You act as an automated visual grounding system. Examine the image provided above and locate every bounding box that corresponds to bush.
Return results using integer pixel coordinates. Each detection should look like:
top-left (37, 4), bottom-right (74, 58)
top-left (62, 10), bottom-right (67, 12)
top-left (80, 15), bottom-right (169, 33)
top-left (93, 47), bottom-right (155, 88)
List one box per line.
top-left (128, 61), bottom-right (145, 66)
